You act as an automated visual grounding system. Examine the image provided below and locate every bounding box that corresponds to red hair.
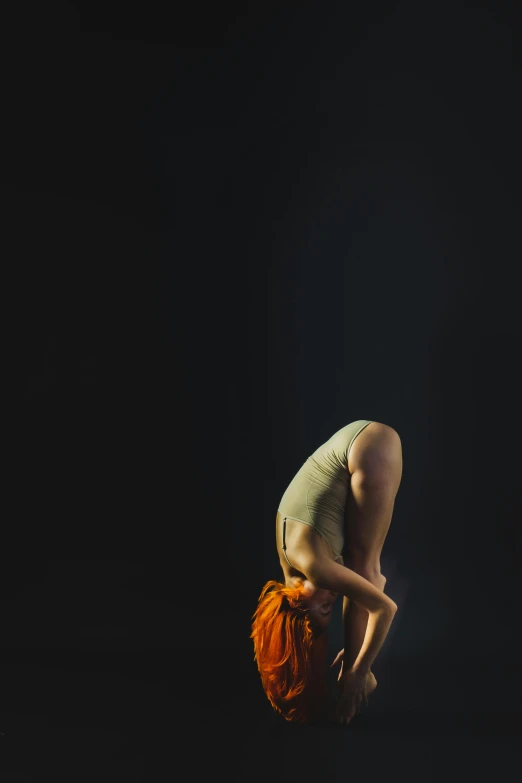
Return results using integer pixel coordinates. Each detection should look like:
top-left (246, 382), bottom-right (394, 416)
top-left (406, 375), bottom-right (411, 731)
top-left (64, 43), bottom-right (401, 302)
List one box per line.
top-left (250, 580), bottom-right (329, 722)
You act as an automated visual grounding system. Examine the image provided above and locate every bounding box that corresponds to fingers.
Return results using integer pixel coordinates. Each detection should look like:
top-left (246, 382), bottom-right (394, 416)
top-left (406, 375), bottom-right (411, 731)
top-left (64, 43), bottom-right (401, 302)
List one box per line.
top-left (336, 691), bottom-right (366, 724)
top-left (338, 705), bottom-right (356, 725)
top-left (336, 698), bottom-right (357, 725)
top-left (330, 649), bottom-right (344, 667)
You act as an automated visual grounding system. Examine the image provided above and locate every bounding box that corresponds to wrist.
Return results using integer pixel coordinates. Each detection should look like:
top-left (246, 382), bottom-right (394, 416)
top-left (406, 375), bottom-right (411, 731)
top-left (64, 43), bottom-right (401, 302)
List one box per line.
top-left (350, 663), bottom-right (370, 676)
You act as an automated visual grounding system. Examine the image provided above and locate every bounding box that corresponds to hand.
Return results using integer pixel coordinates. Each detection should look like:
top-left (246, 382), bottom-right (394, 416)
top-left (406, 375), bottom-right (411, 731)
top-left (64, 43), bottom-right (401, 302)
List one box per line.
top-left (335, 667), bottom-right (368, 725)
top-left (331, 650), bottom-right (377, 692)
top-left (330, 648), bottom-right (345, 679)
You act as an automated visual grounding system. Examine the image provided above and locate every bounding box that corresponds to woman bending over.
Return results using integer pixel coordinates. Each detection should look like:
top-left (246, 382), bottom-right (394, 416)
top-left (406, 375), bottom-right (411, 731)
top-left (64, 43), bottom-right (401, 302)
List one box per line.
top-left (251, 420), bottom-right (402, 724)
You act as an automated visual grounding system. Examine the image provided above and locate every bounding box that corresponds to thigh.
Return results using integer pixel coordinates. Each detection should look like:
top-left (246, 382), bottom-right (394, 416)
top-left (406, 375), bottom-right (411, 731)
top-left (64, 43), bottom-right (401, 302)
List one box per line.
top-left (344, 422), bottom-right (403, 562)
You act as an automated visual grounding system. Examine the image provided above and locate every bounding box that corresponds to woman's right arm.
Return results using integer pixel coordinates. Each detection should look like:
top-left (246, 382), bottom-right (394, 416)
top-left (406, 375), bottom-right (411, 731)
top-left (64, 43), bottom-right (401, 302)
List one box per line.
top-left (304, 556), bottom-right (397, 675)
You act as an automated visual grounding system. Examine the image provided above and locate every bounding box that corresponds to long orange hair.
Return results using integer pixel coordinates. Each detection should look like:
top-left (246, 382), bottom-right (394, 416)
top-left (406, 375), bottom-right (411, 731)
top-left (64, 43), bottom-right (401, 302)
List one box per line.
top-left (250, 580), bottom-right (329, 722)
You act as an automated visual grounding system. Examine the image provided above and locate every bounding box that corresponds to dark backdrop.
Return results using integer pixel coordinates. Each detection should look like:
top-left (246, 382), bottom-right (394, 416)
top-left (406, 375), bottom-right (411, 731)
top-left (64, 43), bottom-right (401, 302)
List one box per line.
top-left (3, 1), bottom-right (522, 781)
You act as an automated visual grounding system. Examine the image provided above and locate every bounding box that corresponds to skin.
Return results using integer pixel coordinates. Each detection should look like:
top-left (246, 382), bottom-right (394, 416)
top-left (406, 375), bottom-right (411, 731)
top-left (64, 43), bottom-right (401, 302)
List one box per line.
top-left (276, 421), bottom-right (403, 724)
top-left (285, 576), bottom-right (338, 632)
top-left (286, 576), bottom-right (379, 703)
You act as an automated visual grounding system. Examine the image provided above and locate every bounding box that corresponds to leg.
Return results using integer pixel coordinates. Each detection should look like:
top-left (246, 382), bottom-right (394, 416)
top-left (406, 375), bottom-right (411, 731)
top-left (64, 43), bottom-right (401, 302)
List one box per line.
top-left (341, 423), bottom-right (403, 671)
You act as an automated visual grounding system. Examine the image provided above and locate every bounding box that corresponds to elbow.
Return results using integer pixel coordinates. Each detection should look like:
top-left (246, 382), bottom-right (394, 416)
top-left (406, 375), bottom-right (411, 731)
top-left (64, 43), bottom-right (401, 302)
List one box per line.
top-left (381, 597), bottom-right (397, 616)
top-left (368, 596), bottom-right (396, 617)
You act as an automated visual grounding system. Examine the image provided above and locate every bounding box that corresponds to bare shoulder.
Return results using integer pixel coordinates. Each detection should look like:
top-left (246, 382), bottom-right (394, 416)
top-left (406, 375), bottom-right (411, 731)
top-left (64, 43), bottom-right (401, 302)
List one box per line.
top-left (303, 555), bottom-right (397, 614)
top-left (275, 511), bottom-right (334, 575)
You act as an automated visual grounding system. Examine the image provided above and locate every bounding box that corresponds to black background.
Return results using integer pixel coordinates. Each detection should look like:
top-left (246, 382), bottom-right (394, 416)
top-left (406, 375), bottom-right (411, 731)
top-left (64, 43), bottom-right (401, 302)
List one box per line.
top-left (3, 1), bottom-right (522, 781)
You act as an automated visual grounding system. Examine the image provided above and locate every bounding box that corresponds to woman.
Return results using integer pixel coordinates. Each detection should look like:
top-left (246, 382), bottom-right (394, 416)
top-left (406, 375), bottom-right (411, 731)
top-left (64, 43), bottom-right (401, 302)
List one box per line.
top-left (251, 420), bottom-right (402, 724)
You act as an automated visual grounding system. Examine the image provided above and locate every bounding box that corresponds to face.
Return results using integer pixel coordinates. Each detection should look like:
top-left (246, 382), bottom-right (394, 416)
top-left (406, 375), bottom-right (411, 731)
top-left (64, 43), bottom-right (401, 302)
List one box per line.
top-left (299, 579), bottom-right (338, 631)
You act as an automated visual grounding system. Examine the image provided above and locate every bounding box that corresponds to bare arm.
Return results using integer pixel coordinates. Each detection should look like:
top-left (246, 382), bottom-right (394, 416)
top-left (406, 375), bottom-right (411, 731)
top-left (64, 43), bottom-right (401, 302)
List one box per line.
top-left (341, 572), bottom-right (387, 673)
top-left (304, 557), bottom-right (397, 674)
